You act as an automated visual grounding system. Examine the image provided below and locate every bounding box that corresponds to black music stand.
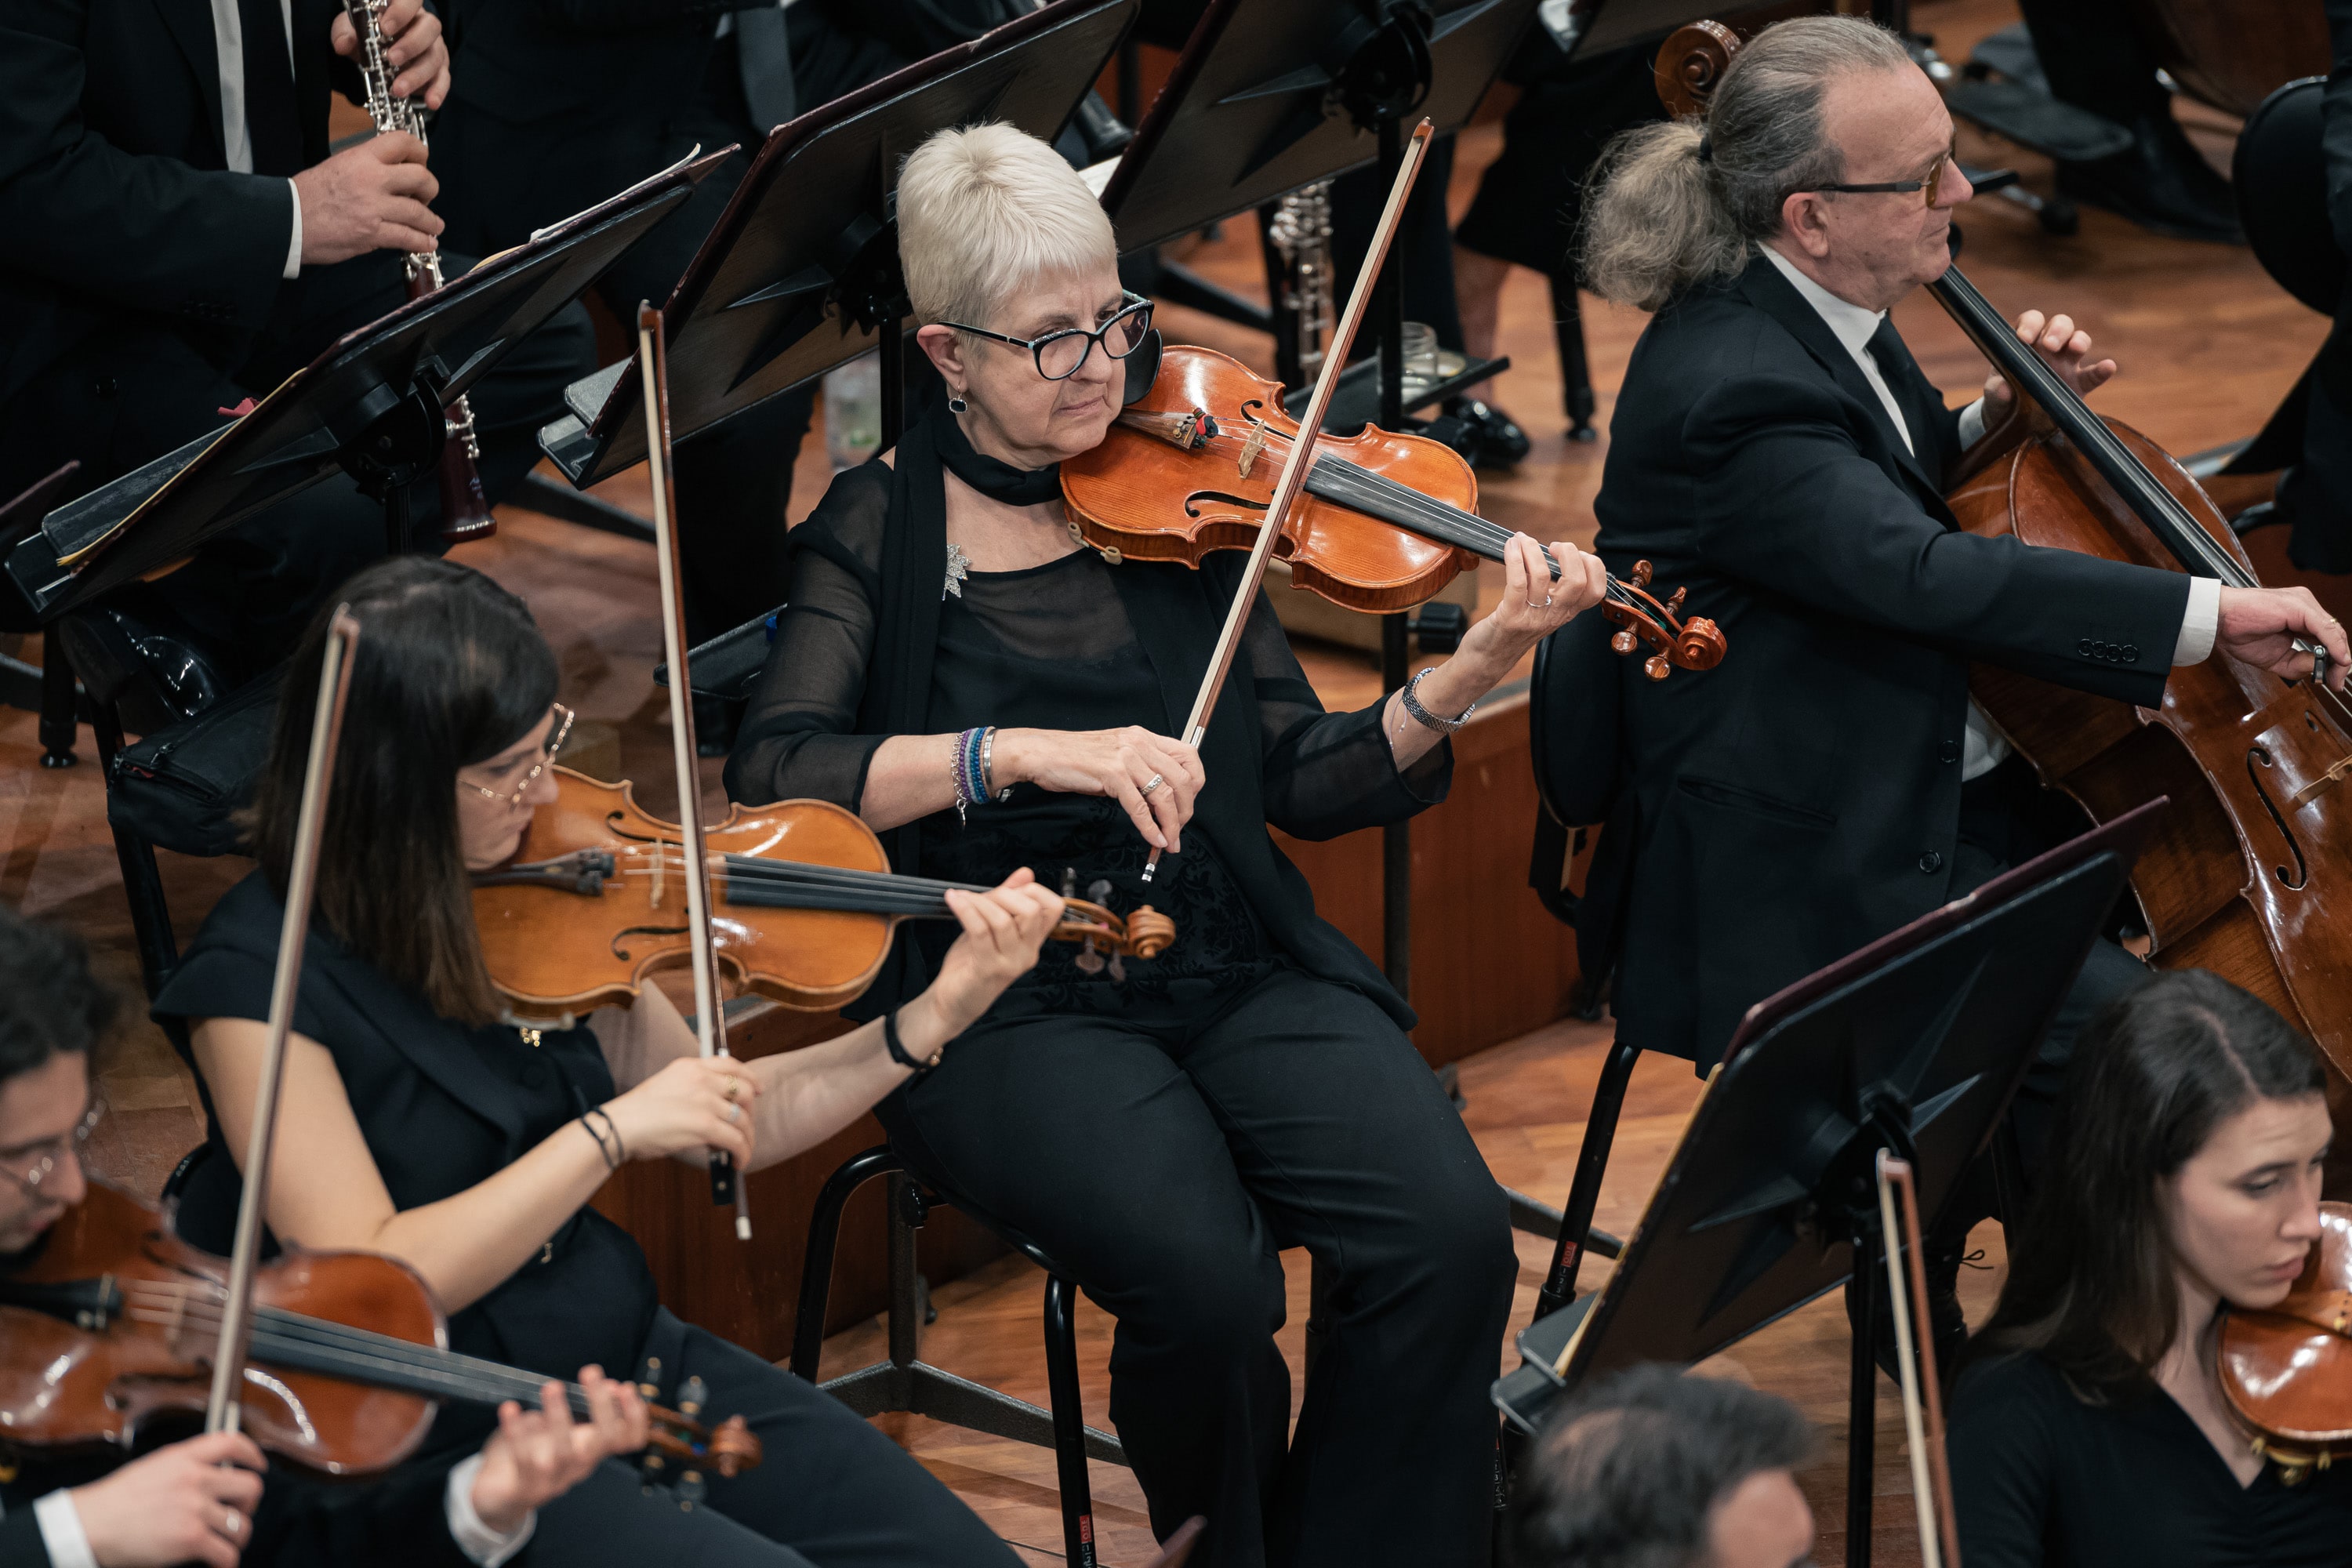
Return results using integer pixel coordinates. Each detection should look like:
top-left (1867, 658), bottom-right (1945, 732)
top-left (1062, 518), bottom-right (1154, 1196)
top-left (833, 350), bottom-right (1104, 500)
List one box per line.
top-left (4, 160), bottom-right (718, 625)
top-left (537, 0), bottom-right (1138, 489)
top-left (1491, 801), bottom-right (2164, 1567)
top-left (0, 463), bottom-right (85, 762)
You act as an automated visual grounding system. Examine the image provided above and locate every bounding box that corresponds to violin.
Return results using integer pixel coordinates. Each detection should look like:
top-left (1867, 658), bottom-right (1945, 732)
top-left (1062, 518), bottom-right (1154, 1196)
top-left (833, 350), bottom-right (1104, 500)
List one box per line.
top-left (2220, 1200), bottom-right (2352, 1480)
top-left (1061, 342), bottom-right (1727, 682)
top-left (473, 768), bottom-right (1176, 1020)
top-left (1661, 20), bottom-right (2352, 1178)
top-left (0, 1180), bottom-right (760, 1482)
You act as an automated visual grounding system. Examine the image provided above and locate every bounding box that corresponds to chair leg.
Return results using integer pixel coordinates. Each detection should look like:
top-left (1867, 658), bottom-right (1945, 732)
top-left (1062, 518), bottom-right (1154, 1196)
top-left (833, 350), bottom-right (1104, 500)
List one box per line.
top-left (1534, 1039), bottom-right (1642, 1320)
top-left (38, 637), bottom-right (78, 768)
top-left (89, 704), bottom-right (178, 999)
top-left (1044, 1273), bottom-right (1098, 1568)
top-left (789, 1146), bottom-right (900, 1381)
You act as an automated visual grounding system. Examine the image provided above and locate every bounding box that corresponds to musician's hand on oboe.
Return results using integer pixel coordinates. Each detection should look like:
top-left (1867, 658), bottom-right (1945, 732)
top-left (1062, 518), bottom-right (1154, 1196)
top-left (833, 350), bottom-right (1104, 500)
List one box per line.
top-left (294, 134), bottom-right (441, 265)
top-left (331, 0), bottom-right (451, 108)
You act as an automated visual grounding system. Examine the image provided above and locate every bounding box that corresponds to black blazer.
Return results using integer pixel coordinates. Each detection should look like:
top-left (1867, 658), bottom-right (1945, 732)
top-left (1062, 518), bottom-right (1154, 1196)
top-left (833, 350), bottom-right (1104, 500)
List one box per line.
top-left (0, 0), bottom-right (348, 413)
top-left (1585, 253), bottom-right (2190, 1068)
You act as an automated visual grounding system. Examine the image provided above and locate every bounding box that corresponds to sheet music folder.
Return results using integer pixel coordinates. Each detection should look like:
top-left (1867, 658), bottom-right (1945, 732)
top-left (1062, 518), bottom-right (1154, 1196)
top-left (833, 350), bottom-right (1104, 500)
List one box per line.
top-left (539, 0), bottom-right (1138, 490)
top-left (5, 154), bottom-right (722, 624)
top-left (1096, 0), bottom-right (1544, 258)
top-left (1491, 800), bottom-right (2165, 1435)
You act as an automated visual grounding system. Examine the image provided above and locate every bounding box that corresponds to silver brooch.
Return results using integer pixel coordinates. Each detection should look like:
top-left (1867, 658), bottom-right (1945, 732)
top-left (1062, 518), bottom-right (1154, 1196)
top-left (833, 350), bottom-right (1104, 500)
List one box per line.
top-left (944, 540), bottom-right (970, 601)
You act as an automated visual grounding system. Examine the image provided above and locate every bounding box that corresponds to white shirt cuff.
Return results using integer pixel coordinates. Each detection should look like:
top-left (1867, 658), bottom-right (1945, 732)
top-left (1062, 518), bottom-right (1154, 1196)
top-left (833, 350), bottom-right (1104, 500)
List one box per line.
top-left (285, 178), bottom-right (304, 280)
top-left (1956, 397), bottom-right (1987, 449)
top-left (34, 1490), bottom-right (100, 1568)
top-left (2174, 574), bottom-right (2222, 665)
top-left (445, 1453), bottom-right (537, 1567)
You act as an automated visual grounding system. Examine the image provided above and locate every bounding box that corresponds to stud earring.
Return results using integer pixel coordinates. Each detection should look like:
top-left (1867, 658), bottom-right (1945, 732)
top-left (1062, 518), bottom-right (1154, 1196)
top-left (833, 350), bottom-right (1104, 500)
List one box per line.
top-left (948, 395), bottom-right (968, 414)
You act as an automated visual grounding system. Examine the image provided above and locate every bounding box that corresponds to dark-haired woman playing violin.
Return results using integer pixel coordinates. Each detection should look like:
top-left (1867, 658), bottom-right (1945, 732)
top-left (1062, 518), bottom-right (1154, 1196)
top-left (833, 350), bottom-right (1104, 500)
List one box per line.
top-left (155, 555), bottom-right (1065, 1566)
top-left (1949, 969), bottom-right (2352, 1566)
top-left (724, 122), bottom-right (1609, 1567)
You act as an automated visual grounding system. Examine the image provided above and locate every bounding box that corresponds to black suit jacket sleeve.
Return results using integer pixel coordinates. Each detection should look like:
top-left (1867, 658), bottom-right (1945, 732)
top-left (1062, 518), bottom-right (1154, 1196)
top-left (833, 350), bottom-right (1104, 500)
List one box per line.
top-left (249, 1461), bottom-right (474, 1568)
top-left (538, 0), bottom-right (736, 34)
top-left (0, 1505), bottom-right (56, 1568)
top-left (1684, 367), bottom-right (2188, 706)
top-left (0, 0), bottom-right (292, 332)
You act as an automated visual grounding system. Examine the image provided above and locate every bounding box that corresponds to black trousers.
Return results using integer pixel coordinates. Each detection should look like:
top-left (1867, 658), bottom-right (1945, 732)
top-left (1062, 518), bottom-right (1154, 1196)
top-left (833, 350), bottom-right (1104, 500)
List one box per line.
top-left (877, 965), bottom-right (1518, 1568)
top-left (0, 251), bottom-right (595, 677)
top-left (1452, 45), bottom-right (1661, 279)
top-left (527, 1308), bottom-right (1020, 1566)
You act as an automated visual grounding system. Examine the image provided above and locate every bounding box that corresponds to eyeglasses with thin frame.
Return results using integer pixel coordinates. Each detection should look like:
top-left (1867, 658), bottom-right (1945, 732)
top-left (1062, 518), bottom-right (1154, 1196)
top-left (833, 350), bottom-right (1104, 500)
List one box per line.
top-left (463, 703), bottom-right (575, 808)
top-left (1802, 142), bottom-right (1960, 207)
top-left (942, 292), bottom-right (1156, 381)
top-left (0, 1097), bottom-right (103, 1201)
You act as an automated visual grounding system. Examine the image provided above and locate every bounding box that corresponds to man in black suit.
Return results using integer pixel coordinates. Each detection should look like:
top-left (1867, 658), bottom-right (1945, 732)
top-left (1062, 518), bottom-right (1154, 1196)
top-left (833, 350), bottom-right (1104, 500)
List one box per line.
top-left (0, 0), bottom-right (595, 684)
top-left (1574, 17), bottom-right (2346, 1326)
top-left (0, 906), bottom-right (646, 1568)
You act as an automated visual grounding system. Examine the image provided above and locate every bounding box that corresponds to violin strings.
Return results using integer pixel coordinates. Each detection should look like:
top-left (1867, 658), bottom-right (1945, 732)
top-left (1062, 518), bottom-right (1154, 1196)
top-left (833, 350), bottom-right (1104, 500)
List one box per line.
top-left (596, 852), bottom-right (1113, 929)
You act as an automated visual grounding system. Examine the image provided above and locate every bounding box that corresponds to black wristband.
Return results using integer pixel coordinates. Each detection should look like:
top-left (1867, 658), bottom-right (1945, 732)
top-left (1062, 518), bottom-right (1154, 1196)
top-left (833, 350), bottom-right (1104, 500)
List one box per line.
top-left (884, 1009), bottom-right (935, 1072)
top-left (579, 1110), bottom-right (621, 1170)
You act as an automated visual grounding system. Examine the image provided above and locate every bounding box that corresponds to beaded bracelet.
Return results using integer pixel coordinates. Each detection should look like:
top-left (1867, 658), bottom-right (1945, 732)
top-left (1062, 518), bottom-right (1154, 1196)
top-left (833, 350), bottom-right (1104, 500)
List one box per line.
top-left (950, 726), bottom-right (1012, 826)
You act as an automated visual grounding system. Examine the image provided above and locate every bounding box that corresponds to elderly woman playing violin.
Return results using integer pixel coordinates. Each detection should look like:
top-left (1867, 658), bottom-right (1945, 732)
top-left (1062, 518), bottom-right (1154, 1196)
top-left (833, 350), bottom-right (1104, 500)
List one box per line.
top-left (724, 122), bottom-right (1609, 1568)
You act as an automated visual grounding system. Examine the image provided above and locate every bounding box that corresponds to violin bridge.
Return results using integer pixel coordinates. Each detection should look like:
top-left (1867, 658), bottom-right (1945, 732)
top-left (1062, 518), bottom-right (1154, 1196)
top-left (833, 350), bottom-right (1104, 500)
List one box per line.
top-left (1239, 423), bottom-right (1269, 480)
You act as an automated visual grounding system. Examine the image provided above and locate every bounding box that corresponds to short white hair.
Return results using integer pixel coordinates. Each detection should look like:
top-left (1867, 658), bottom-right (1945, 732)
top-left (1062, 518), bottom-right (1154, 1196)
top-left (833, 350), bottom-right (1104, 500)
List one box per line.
top-left (897, 122), bottom-right (1118, 328)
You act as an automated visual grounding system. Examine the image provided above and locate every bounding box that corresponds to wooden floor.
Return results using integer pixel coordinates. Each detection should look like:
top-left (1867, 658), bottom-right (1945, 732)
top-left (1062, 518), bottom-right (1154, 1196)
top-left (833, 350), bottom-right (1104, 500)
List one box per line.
top-left (2, 0), bottom-right (2343, 1558)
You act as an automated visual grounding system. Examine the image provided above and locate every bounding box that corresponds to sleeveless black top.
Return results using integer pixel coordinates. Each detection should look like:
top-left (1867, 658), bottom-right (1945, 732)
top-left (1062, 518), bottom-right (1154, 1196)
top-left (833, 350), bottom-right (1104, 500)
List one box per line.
top-left (153, 873), bottom-right (660, 1455)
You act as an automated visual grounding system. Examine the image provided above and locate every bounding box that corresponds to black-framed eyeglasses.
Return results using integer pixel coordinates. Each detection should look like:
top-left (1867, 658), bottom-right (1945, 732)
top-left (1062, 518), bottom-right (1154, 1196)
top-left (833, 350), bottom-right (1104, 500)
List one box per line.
top-left (1803, 144), bottom-right (1960, 208)
top-left (942, 292), bottom-right (1156, 381)
top-left (0, 1097), bottom-right (103, 1200)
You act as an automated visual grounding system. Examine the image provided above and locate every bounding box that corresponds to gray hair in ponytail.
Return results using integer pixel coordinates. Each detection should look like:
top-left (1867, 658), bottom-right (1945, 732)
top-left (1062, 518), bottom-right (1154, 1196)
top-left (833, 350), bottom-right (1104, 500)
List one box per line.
top-left (1579, 16), bottom-right (1916, 311)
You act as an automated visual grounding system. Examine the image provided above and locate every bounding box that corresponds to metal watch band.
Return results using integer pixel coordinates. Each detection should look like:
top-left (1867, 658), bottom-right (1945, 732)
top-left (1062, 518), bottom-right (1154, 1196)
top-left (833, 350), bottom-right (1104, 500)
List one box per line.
top-left (1399, 666), bottom-right (1474, 735)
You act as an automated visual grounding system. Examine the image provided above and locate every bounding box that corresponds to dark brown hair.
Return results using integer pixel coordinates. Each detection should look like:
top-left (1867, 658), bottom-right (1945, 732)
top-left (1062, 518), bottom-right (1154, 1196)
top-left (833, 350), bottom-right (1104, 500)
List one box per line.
top-left (1968, 969), bottom-right (2328, 1399)
top-left (245, 557), bottom-right (557, 1024)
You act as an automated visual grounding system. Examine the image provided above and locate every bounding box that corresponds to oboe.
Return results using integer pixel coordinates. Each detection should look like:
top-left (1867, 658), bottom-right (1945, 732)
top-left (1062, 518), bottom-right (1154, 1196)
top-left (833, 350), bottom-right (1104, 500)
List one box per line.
top-left (341, 0), bottom-right (495, 543)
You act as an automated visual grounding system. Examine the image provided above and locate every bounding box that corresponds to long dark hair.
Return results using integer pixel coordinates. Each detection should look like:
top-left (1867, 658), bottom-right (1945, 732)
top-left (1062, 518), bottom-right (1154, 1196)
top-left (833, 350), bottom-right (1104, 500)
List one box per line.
top-left (245, 557), bottom-right (557, 1025)
top-left (1969, 969), bottom-right (2328, 1399)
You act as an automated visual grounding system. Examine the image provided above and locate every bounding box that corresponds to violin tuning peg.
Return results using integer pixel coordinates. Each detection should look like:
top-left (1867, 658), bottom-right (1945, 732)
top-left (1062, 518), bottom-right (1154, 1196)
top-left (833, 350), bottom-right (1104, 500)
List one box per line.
top-left (1645, 654), bottom-right (1671, 681)
top-left (1087, 879), bottom-right (1113, 904)
top-left (1109, 952), bottom-right (1127, 985)
top-left (1060, 868), bottom-right (1079, 898)
top-left (1666, 586), bottom-right (1686, 614)
top-left (1610, 630), bottom-right (1638, 656)
top-left (1630, 560), bottom-right (1655, 587)
top-left (1076, 942), bottom-right (1107, 975)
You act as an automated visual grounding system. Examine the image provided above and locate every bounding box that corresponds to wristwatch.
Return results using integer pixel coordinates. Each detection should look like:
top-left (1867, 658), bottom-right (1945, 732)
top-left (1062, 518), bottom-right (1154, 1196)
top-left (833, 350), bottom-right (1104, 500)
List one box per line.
top-left (1400, 666), bottom-right (1475, 735)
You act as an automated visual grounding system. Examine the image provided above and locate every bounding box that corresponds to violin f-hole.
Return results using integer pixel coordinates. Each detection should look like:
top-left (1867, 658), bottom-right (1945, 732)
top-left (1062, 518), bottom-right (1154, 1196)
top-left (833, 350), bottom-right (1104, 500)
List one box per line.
top-left (2248, 746), bottom-right (2311, 890)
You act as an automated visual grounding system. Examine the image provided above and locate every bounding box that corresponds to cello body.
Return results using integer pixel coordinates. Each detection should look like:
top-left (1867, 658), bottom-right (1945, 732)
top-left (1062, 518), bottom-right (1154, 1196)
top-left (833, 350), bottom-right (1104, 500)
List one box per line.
top-left (1954, 412), bottom-right (2352, 1161)
top-left (2126, 0), bottom-right (2330, 120)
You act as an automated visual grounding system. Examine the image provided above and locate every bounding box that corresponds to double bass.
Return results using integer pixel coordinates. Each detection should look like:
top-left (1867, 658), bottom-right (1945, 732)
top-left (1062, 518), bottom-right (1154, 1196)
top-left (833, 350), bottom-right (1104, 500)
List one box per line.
top-left (1659, 21), bottom-right (2352, 1183)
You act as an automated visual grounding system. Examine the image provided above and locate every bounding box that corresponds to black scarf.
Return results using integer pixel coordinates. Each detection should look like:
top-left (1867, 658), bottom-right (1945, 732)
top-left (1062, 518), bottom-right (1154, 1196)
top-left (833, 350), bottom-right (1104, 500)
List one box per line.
top-left (930, 394), bottom-right (1063, 506)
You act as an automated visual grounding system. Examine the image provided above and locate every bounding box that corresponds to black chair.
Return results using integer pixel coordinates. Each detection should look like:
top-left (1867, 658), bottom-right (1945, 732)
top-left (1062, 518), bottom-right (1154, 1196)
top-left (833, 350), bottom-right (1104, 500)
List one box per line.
top-left (1522, 615), bottom-right (1638, 1318)
top-left (2220, 76), bottom-right (2343, 480)
top-left (791, 1145), bottom-right (1125, 1568)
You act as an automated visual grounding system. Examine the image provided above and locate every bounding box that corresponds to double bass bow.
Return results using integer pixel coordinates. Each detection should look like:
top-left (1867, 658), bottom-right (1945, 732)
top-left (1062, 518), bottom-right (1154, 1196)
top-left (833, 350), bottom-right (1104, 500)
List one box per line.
top-left (1659, 20), bottom-right (2352, 1166)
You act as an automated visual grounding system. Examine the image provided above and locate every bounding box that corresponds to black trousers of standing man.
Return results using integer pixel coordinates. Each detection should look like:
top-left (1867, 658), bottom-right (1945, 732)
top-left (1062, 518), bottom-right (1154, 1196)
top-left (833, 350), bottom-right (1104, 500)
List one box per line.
top-left (878, 964), bottom-right (1519, 1568)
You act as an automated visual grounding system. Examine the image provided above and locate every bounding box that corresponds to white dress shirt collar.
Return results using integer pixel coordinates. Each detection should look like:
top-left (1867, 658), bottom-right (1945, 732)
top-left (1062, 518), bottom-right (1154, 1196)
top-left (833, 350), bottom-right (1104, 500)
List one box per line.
top-left (1759, 243), bottom-right (1887, 359)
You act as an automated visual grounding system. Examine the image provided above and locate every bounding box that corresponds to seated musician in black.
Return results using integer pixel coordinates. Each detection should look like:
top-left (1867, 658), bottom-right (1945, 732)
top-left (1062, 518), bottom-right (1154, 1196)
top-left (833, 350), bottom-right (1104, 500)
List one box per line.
top-left (724, 122), bottom-right (1610, 1567)
top-left (0, 904), bottom-right (645, 1568)
top-left (1949, 969), bottom-right (2352, 1566)
top-left (0, 0), bottom-right (593, 684)
top-left (1574, 16), bottom-right (2349, 1339)
top-left (152, 556), bottom-right (1066, 1566)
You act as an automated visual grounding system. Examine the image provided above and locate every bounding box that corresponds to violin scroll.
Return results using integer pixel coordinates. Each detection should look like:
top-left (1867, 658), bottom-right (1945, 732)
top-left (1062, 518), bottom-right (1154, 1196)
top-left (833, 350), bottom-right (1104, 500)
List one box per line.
top-left (1602, 560), bottom-right (1728, 681)
top-left (1062, 897), bottom-right (1176, 959)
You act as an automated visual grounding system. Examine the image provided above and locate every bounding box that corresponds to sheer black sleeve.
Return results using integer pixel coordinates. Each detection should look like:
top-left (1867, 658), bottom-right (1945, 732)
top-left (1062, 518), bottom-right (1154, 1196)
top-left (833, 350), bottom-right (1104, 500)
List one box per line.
top-left (723, 464), bottom-right (895, 809)
top-left (1243, 588), bottom-right (1450, 840)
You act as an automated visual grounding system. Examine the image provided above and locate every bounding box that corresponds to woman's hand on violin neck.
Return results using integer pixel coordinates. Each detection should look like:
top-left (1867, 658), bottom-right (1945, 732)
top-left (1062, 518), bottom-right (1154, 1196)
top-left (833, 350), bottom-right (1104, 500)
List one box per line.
top-left (71, 1431), bottom-right (266, 1568)
top-left (995, 726), bottom-right (1204, 852)
top-left (472, 1367), bottom-right (648, 1536)
top-left (924, 866), bottom-right (1069, 1039)
top-left (1460, 534), bottom-right (1608, 671)
top-left (2216, 585), bottom-right (2352, 691)
top-left (601, 1055), bottom-right (759, 1169)
top-left (1983, 308), bottom-right (2118, 410)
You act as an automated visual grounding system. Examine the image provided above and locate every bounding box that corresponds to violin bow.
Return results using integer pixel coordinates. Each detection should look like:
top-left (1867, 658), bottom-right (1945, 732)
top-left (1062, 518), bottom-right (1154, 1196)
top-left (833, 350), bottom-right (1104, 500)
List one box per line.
top-left (1876, 1151), bottom-right (1964, 1568)
top-left (205, 608), bottom-right (361, 1435)
top-left (1142, 118), bottom-right (1436, 884)
top-left (638, 303), bottom-right (753, 1242)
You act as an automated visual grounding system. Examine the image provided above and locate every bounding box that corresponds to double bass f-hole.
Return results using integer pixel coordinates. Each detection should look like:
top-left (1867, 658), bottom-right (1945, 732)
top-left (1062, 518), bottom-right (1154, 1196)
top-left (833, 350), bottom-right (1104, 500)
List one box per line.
top-left (2249, 745), bottom-right (2312, 891)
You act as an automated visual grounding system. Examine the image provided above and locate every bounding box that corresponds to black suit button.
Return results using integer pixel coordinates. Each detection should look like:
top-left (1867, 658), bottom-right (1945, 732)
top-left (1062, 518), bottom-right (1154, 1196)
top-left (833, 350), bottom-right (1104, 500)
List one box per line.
top-left (1919, 851), bottom-right (1944, 873)
top-left (2078, 638), bottom-right (2094, 656)
top-left (1939, 740), bottom-right (1961, 764)
top-left (2122, 644), bottom-right (2140, 662)
top-left (90, 377), bottom-right (116, 399)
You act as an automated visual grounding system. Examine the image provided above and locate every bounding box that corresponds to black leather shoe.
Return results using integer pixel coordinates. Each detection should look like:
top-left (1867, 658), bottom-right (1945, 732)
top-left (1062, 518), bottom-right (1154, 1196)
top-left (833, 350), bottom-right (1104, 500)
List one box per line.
top-left (1446, 398), bottom-right (1533, 468)
top-left (2056, 113), bottom-right (2245, 245)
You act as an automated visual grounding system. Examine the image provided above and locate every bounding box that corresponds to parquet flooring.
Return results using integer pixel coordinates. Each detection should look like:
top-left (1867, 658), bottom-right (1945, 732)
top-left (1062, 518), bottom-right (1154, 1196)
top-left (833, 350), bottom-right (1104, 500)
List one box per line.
top-left (1, 0), bottom-right (2339, 1558)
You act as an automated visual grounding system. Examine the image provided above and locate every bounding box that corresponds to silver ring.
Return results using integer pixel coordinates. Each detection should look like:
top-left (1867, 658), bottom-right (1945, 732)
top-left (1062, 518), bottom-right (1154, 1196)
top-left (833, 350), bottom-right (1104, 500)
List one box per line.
top-left (1526, 593), bottom-right (1552, 609)
top-left (726, 1102), bottom-right (742, 1123)
top-left (1140, 773), bottom-right (1164, 797)
top-left (223, 1512), bottom-right (241, 1539)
